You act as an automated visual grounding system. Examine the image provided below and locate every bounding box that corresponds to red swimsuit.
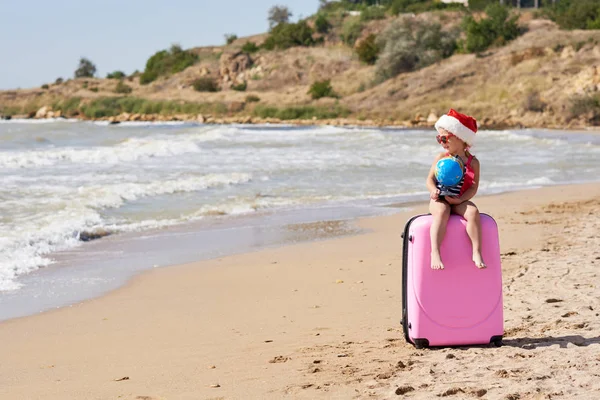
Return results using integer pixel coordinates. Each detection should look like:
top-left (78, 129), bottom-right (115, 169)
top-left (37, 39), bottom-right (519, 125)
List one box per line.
top-left (459, 154), bottom-right (475, 197)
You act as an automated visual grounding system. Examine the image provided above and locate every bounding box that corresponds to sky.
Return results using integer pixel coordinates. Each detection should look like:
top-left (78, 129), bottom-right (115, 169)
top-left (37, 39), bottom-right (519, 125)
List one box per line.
top-left (0, 0), bottom-right (321, 90)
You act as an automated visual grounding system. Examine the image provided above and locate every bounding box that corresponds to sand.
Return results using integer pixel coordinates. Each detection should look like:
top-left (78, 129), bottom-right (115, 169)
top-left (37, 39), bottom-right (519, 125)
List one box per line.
top-left (1, 184), bottom-right (599, 400)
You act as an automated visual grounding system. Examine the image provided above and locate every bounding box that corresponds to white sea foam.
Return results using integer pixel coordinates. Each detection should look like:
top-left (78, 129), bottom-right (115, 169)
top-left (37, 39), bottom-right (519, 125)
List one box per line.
top-left (0, 118), bottom-right (79, 124)
top-left (479, 176), bottom-right (556, 192)
top-left (0, 135), bottom-right (202, 168)
top-left (76, 173), bottom-right (253, 209)
top-left (0, 172), bottom-right (252, 290)
top-left (94, 120), bottom-right (188, 127)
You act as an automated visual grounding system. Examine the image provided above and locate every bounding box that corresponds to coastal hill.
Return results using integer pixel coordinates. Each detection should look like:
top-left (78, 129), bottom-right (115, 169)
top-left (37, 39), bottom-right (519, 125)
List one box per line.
top-left (1, 7), bottom-right (599, 129)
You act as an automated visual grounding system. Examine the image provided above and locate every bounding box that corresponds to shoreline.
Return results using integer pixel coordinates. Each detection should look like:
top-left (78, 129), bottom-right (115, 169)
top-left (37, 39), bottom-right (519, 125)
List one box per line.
top-left (0, 200), bottom-right (389, 323)
top-left (1, 183), bottom-right (600, 399)
top-left (3, 113), bottom-right (600, 132)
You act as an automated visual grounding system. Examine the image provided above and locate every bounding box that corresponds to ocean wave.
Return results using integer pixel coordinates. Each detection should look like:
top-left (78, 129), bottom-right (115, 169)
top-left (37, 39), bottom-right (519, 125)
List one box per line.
top-left (0, 206), bottom-right (102, 291)
top-left (479, 177), bottom-right (556, 192)
top-left (0, 118), bottom-right (79, 124)
top-left (0, 172), bottom-right (253, 290)
top-left (93, 120), bottom-right (188, 127)
top-left (0, 136), bottom-right (203, 168)
top-left (78, 173), bottom-right (253, 209)
top-left (1, 173), bottom-right (253, 211)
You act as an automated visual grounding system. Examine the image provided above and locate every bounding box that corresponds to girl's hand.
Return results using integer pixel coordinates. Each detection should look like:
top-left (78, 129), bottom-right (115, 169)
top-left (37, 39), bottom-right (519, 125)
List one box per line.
top-left (445, 196), bottom-right (462, 205)
top-left (430, 189), bottom-right (440, 200)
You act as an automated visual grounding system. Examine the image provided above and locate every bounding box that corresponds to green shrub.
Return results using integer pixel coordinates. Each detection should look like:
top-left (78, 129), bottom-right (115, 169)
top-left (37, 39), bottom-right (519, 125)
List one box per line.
top-left (375, 16), bottom-right (458, 82)
top-left (361, 6), bottom-right (386, 21)
top-left (241, 41), bottom-right (260, 53)
top-left (262, 21), bottom-right (316, 50)
top-left (139, 44), bottom-right (199, 84)
top-left (192, 77), bottom-right (219, 92)
top-left (308, 79), bottom-right (338, 99)
top-left (90, 87), bottom-right (99, 93)
top-left (569, 94), bottom-right (600, 122)
top-left (81, 97), bottom-right (121, 118)
top-left (115, 80), bottom-right (133, 94)
top-left (315, 13), bottom-right (332, 33)
top-left (55, 77), bottom-right (64, 85)
top-left (107, 71), bottom-right (126, 79)
top-left (467, 0), bottom-right (497, 12)
top-left (232, 81), bottom-right (247, 91)
top-left (545, 0), bottom-right (600, 30)
top-left (225, 33), bottom-right (238, 44)
top-left (77, 97), bottom-right (229, 118)
top-left (41, 84), bottom-right (49, 89)
top-left (389, 0), bottom-right (411, 15)
top-left (53, 97), bottom-right (82, 117)
top-left (462, 4), bottom-right (521, 53)
top-left (356, 34), bottom-right (380, 64)
top-left (523, 91), bottom-right (546, 113)
top-left (389, 0), bottom-right (465, 15)
top-left (319, 0), bottom-right (362, 13)
top-left (341, 17), bottom-right (363, 46)
top-left (0, 105), bottom-right (21, 117)
top-left (253, 104), bottom-right (350, 120)
top-left (245, 94), bottom-right (261, 103)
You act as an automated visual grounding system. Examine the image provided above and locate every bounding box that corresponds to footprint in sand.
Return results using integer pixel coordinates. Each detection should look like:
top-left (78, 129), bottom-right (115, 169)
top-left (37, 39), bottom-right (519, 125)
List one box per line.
top-left (394, 386), bottom-right (414, 395)
top-left (440, 387), bottom-right (465, 396)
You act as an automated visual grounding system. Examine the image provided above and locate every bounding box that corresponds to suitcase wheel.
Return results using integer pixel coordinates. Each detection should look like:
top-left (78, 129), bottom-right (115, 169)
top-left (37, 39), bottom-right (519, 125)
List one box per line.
top-left (490, 336), bottom-right (503, 347)
top-left (413, 339), bottom-right (429, 349)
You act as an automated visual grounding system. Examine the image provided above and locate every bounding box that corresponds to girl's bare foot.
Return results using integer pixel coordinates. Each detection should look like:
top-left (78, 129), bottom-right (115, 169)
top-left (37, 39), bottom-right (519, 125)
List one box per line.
top-left (473, 252), bottom-right (487, 269)
top-left (431, 251), bottom-right (445, 270)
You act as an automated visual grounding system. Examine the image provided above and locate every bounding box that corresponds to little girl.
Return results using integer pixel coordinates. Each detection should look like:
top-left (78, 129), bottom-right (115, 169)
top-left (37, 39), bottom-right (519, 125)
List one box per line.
top-left (426, 109), bottom-right (486, 270)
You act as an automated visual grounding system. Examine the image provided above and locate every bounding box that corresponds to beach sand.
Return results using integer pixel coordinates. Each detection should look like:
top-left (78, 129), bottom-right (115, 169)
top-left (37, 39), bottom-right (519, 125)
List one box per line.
top-left (1, 184), bottom-right (599, 400)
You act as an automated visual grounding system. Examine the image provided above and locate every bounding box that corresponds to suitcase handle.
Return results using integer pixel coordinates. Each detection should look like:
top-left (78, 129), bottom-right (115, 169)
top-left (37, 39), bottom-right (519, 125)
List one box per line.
top-left (400, 232), bottom-right (414, 242)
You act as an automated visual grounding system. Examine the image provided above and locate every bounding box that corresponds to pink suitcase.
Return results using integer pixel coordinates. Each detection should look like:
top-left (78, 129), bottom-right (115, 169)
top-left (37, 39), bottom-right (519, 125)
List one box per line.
top-left (401, 214), bottom-right (504, 348)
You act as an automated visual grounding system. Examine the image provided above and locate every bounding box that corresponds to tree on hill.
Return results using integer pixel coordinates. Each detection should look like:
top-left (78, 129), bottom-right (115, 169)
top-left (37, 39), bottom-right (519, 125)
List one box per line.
top-left (356, 34), bottom-right (380, 64)
top-left (462, 4), bottom-right (521, 53)
top-left (308, 79), bottom-right (338, 99)
top-left (225, 33), bottom-right (238, 45)
top-left (375, 16), bottom-right (458, 82)
top-left (314, 13), bottom-right (332, 34)
top-left (75, 58), bottom-right (96, 78)
top-left (107, 71), bottom-right (126, 79)
top-left (268, 5), bottom-right (293, 29)
top-left (262, 20), bottom-right (316, 50)
top-left (139, 44), bottom-right (199, 85)
top-left (545, 0), bottom-right (600, 30)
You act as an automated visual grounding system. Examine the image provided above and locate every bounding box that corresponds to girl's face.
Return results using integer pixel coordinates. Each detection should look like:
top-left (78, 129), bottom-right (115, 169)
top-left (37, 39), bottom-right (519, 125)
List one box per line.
top-left (436, 128), bottom-right (465, 153)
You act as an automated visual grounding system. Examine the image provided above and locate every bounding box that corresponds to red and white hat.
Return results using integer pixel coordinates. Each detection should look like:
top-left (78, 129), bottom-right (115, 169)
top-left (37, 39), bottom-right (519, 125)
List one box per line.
top-left (434, 109), bottom-right (478, 146)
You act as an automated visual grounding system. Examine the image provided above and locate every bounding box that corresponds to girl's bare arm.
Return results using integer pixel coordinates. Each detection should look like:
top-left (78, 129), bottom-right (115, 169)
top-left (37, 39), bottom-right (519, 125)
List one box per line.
top-left (426, 152), bottom-right (446, 195)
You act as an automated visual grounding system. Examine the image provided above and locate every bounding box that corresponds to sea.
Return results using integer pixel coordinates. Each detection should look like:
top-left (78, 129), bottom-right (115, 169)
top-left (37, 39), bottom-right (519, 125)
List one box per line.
top-left (1, 119), bottom-right (599, 321)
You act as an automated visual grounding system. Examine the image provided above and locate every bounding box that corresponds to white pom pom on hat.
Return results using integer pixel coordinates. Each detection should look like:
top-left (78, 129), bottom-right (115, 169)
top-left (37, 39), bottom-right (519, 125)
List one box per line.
top-left (434, 109), bottom-right (478, 146)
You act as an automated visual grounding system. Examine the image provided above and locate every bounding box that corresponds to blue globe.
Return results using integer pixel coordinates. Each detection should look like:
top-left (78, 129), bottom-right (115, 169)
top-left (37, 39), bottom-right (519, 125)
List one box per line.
top-left (435, 156), bottom-right (464, 187)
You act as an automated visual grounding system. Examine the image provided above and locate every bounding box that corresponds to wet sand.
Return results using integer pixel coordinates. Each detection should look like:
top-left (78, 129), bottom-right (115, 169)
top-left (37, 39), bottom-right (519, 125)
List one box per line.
top-left (1, 184), bottom-right (599, 400)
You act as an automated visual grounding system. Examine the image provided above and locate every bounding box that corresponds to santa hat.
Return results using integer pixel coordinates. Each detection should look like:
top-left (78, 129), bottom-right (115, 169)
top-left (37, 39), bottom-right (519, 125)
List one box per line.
top-left (434, 109), bottom-right (478, 146)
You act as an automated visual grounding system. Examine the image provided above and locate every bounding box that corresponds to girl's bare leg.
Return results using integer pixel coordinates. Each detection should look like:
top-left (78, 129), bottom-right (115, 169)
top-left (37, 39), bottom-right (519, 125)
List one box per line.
top-left (451, 201), bottom-right (487, 269)
top-left (429, 199), bottom-right (451, 270)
